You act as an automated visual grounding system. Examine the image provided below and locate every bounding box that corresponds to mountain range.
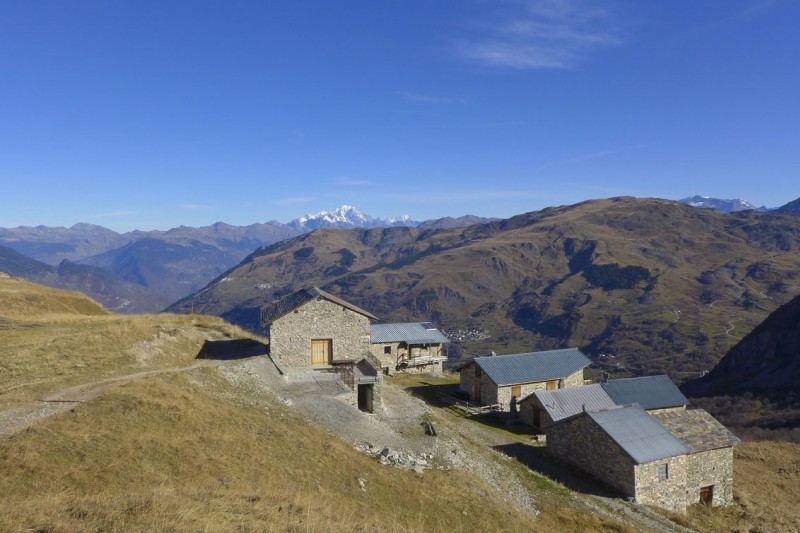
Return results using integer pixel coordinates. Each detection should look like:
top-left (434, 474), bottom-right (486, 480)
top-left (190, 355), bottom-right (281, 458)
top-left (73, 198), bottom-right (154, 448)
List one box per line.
top-left (168, 196), bottom-right (800, 382)
top-left (0, 207), bottom-right (495, 311)
top-left (678, 195), bottom-right (770, 212)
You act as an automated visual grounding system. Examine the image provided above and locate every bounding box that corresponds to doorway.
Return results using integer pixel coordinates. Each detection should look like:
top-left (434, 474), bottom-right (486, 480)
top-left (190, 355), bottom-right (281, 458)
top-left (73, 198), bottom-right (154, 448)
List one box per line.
top-left (358, 384), bottom-right (374, 413)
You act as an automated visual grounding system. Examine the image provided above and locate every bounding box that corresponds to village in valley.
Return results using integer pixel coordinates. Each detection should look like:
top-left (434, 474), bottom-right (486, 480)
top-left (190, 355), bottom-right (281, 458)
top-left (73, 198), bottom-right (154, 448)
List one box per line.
top-left (257, 285), bottom-right (741, 516)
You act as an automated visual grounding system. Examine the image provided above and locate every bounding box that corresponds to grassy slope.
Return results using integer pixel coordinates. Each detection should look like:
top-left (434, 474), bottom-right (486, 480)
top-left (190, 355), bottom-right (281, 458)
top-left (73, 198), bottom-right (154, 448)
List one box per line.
top-left (0, 274), bottom-right (252, 409)
top-left (0, 275), bottom-right (631, 531)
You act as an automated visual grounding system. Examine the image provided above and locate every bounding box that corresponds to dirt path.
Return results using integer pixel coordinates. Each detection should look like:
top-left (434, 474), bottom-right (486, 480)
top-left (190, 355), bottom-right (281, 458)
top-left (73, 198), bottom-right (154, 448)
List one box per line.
top-left (0, 360), bottom-right (225, 438)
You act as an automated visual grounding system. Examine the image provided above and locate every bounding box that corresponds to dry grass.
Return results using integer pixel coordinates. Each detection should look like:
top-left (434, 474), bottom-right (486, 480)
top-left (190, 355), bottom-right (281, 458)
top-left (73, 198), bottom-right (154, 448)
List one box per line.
top-left (0, 274), bottom-right (260, 409)
top-left (0, 369), bottom-right (548, 532)
top-left (659, 440), bottom-right (800, 533)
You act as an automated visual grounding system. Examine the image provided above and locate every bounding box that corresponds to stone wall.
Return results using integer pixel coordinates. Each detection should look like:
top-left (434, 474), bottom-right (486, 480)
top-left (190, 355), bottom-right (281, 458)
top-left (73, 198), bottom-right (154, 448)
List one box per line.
top-left (269, 298), bottom-right (372, 368)
top-left (495, 369), bottom-right (585, 411)
top-left (519, 396), bottom-right (553, 428)
top-left (684, 447), bottom-right (734, 506)
top-left (547, 414), bottom-right (637, 497)
top-left (633, 456), bottom-right (688, 512)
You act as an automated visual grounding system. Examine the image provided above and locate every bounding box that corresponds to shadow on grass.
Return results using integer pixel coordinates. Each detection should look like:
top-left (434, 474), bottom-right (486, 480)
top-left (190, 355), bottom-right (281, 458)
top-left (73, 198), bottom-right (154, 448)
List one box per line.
top-left (468, 413), bottom-right (539, 437)
top-left (494, 442), bottom-right (623, 499)
top-left (196, 339), bottom-right (269, 360)
top-left (403, 383), bottom-right (461, 407)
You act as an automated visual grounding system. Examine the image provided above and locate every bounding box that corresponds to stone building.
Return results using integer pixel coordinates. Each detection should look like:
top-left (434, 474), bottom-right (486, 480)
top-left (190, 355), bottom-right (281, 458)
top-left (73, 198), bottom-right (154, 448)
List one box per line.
top-left (262, 286), bottom-right (377, 367)
top-left (370, 322), bottom-right (449, 374)
top-left (546, 404), bottom-right (740, 512)
top-left (260, 287), bottom-right (381, 412)
top-left (521, 374), bottom-right (689, 429)
top-left (458, 348), bottom-right (591, 411)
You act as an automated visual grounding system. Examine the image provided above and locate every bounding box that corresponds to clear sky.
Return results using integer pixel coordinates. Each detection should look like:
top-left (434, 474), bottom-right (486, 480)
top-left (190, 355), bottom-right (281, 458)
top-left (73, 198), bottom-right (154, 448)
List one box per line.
top-left (2, 0), bottom-right (798, 232)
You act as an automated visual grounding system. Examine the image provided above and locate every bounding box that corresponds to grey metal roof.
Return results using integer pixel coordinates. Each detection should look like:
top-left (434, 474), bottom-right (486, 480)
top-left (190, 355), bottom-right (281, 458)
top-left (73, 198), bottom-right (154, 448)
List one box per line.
top-left (370, 323), bottom-right (449, 345)
top-left (588, 404), bottom-right (690, 464)
top-left (526, 384), bottom-right (617, 422)
top-left (474, 348), bottom-right (591, 386)
top-left (651, 409), bottom-right (741, 453)
top-left (600, 375), bottom-right (689, 410)
top-left (261, 286), bottom-right (378, 325)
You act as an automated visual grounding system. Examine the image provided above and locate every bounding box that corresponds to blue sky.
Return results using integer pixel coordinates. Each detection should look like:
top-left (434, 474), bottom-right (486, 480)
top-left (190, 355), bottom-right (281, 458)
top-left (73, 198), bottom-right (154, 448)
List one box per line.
top-left (1, 0), bottom-right (798, 232)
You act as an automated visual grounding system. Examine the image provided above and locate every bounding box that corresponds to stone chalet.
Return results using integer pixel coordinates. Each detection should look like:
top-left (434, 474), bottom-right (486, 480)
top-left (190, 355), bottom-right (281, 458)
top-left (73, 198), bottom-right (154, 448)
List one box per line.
top-left (370, 322), bottom-right (449, 375)
top-left (546, 404), bottom-right (741, 512)
top-left (458, 348), bottom-right (591, 411)
top-left (520, 375), bottom-right (689, 429)
top-left (260, 287), bottom-right (382, 412)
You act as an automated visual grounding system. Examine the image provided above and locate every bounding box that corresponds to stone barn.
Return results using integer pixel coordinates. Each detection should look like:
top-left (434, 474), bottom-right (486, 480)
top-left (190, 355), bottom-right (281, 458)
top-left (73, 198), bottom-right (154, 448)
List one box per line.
top-left (261, 286), bottom-right (377, 368)
top-left (458, 348), bottom-right (590, 411)
top-left (546, 404), bottom-right (740, 512)
top-left (370, 322), bottom-right (449, 374)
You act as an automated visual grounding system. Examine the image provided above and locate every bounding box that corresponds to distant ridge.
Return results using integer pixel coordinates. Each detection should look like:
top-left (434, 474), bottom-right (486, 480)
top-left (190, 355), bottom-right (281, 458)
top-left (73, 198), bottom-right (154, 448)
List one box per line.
top-left (777, 197), bottom-right (800, 213)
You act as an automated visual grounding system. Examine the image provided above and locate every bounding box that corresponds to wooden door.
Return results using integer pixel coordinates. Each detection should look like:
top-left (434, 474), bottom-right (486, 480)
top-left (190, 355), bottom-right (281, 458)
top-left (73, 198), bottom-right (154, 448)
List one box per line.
top-left (511, 385), bottom-right (521, 398)
top-left (532, 406), bottom-right (541, 428)
top-left (311, 339), bottom-right (332, 366)
top-left (474, 381), bottom-right (482, 404)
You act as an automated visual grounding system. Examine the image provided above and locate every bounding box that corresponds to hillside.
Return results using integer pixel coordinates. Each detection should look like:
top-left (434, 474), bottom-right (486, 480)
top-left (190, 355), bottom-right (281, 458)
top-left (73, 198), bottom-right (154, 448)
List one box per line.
top-left (169, 197), bottom-right (800, 379)
top-left (0, 247), bottom-right (169, 313)
top-left (682, 293), bottom-right (800, 440)
top-left (0, 275), bottom-right (634, 532)
top-left (2, 274), bottom-right (798, 532)
top-left (777, 196), bottom-right (800, 213)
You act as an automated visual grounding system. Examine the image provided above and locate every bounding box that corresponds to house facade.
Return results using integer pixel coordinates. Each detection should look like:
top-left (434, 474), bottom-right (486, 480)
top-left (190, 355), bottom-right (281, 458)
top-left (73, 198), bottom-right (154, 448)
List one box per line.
top-left (262, 287), bottom-right (377, 368)
top-left (370, 322), bottom-right (449, 374)
top-left (546, 404), bottom-right (739, 512)
top-left (458, 348), bottom-right (591, 411)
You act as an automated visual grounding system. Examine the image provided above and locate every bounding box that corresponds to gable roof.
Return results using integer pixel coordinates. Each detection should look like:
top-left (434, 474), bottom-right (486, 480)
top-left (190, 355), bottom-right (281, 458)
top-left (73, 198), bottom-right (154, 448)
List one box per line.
top-left (525, 384), bottom-right (617, 423)
top-left (600, 375), bottom-right (688, 410)
top-left (650, 409), bottom-right (741, 453)
top-left (370, 323), bottom-right (450, 345)
top-left (261, 286), bottom-right (378, 325)
top-left (587, 404), bottom-right (690, 464)
top-left (473, 348), bottom-right (591, 386)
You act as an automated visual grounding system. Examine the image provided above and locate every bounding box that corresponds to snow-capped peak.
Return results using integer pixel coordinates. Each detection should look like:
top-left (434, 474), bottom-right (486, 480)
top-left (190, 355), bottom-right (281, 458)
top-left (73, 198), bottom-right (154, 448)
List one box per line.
top-left (289, 206), bottom-right (418, 230)
top-left (678, 195), bottom-right (767, 213)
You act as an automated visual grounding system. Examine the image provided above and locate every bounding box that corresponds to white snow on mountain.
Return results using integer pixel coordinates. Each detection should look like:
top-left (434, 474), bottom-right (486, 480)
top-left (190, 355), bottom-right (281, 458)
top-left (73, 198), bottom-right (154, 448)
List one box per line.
top-left (288, 205), bottom-right (418, 230)
top-left (678, 195), bottom-right (769, 213)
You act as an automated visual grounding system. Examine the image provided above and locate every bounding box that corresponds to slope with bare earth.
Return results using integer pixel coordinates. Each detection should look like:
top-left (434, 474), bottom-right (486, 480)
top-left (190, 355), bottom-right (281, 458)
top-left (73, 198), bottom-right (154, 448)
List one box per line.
top-left (169, 197), bottom-right (800, 379)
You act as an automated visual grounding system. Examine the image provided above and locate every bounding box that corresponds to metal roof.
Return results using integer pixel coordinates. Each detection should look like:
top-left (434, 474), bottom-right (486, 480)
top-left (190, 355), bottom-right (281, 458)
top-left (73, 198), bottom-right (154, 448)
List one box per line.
top-left (370, 323), bottom-right (449, 344)
top-left (600, 375), bottom-right (689, 410)
top-left (261, 286), bottom-right (378, 325)
top-left (525, 384), bottom-right (617, 422)
top-left (651, 409), bottom-right (741, 453)
top-left (587, 404), bottom-right (690, 464)
top-left (473, 348), bottom-right (591, 386)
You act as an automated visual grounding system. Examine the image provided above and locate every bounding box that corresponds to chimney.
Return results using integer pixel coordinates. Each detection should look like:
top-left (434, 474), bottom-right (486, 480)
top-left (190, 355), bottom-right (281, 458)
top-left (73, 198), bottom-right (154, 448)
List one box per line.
top-left (602, 372), bottom-right (609, 383)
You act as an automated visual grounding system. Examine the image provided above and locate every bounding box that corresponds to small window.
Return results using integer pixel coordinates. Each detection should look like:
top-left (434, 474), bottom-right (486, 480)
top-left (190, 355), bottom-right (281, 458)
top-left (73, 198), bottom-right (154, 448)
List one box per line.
top-left (658, 463), bottom-right (668, 481)
top-left (383, 345), bottom-right (392, 355)
top-left (511, 385), bottom-right (521, 398)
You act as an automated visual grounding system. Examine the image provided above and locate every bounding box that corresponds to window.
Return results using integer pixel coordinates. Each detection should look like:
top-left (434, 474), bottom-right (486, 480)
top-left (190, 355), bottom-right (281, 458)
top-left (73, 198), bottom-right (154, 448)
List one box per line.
top-left (658, 463), bottom-right (668, 481)
top-left (475, 366), bottom-right (482, 378)
top-left (383, 345), bottom-right (392, 355)
top-left (511, 385), bottom-right (521, 398)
